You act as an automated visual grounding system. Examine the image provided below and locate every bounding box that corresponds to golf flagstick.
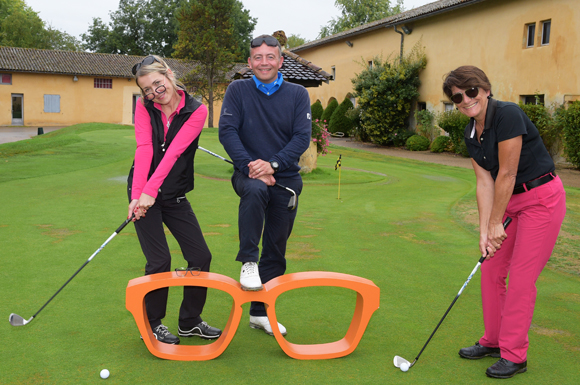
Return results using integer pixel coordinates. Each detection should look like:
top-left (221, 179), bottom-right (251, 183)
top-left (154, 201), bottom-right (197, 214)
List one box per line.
top-left (394, 216), bottom-right (512, 370)
top-left (9, 215), bottom-right (134, 326)
top-left (197, 146), bottom-right (298, 210)
top-left (335, 154), bottom-right (342, 199)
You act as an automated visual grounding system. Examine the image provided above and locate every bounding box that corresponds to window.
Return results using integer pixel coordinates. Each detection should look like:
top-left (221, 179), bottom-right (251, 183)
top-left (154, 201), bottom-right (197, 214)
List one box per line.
top-left (417, 102), bottom-right (426, 111)
top-left (368, 60), bottom-right (373, 69)
top-left (541, 20), bottom-right (551, 45)
top-left (444, 103), bottom-right (454, 112)
top-left (1, 73), bottom-right (12, 84)
top-left (521, 94), bottom-right (545, 105)
top-left (44, 95), bottom-right (61, 113)
top-left (331, 66), bottom-right (336, 81)
top-left (526, 23), bottom-right (536, 47)
top-left (94, 78), bottom-right (112, 89)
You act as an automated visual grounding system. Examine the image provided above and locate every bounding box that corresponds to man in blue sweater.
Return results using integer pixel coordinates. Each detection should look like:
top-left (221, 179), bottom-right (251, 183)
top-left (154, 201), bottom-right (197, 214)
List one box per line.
top-left (219, 35), bottom-right (311, 336)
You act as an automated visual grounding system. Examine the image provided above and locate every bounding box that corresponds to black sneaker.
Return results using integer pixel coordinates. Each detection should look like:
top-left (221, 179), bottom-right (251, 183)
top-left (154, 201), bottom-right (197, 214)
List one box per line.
top-left (178, 321), bottom-right (222, 339)
top-left (459, 342), bottom-right (500, 359)
top-left (486, 358), bottom-right (527, 378)
top-left (152, 324), bottom-right (180, 344)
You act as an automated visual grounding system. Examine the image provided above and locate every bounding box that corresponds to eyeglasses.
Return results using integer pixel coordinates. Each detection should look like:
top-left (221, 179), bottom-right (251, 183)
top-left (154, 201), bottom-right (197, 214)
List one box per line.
top-left (450, 87), bottom-right (479, 104)
top-left (126, 270), bottom-right (380, 361)
top-left (132, 55), bottom-right (162, 75)
top-left (143, 83), bottom-right (166, 101)
top-left (251, 36), bottom-right (280, 48)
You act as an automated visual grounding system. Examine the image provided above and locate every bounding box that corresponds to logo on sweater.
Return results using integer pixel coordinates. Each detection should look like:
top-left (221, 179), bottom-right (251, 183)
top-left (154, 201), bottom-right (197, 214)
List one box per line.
top-left (222, 108), bottom-right (233, 117)
top-left (307, 113), bottom-right (311, 120)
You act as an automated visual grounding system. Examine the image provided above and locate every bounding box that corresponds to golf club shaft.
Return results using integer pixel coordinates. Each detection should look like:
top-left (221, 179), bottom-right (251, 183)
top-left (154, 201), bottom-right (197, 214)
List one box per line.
top-left (412, 216), bottom-right (512, 364)
top-left (14, 216), bottom-right (133, 324)
top-left (197, 145), bottom-right (297, 200)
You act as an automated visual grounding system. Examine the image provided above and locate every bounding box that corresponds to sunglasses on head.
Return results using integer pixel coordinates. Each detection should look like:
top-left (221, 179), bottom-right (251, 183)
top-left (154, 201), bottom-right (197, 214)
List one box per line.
top-left (132, 55), bottom-right (162, 75)
top-left (250, 36), bottom-right (279, 48)
top-left (450, 87), bottom-right (479, 104)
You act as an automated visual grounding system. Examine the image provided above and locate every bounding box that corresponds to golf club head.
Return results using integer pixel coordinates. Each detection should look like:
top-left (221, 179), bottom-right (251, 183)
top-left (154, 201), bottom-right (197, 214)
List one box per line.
top-left (287, 195), bottom-right (297, 210)
top-left (9, 313), bottom-right (31, 326)
top-left (393, 355), bottom-right (412, 368)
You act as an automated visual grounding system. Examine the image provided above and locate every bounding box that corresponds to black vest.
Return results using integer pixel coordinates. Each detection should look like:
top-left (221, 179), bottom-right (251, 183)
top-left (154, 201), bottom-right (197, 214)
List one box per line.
top-left (127, 91), bottom-right (203, 201)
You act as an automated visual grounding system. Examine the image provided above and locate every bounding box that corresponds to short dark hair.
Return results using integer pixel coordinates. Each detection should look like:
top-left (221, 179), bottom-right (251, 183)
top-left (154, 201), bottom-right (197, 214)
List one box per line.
top-left (443, 66), bottom-right (492, 99)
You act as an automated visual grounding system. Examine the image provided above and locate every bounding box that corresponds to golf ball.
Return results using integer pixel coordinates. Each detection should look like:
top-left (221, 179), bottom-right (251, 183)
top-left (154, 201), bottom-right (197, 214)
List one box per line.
top-left (400, 362), bottom-right (410, 372)
top-left (100, 369), bottom-right (110, 379)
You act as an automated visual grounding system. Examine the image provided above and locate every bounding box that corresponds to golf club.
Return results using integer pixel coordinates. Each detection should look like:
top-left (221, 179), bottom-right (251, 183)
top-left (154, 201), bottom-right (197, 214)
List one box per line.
top-left (9, 215), bottom-right (134, 326)
top-left (394, 216), bottom-right (513, 371)
top-left (198, 146), bottom-right (297, 210)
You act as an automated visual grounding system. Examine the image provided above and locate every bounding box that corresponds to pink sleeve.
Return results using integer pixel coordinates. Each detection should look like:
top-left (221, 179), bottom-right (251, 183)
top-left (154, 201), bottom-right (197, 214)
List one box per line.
top-left (131, 100), bottom-right (154, 200)
top-left (141, 104), bottom-right (208, 197)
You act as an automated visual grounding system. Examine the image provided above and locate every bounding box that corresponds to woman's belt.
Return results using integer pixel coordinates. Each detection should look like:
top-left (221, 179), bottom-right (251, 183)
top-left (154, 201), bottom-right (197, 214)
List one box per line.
top-left (513, 173), bottom-right (555, 195)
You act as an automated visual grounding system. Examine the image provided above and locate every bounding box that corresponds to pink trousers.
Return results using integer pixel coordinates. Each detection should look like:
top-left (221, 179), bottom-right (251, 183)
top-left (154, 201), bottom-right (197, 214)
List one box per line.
top-left (479, 176), bottom-right (566, 363)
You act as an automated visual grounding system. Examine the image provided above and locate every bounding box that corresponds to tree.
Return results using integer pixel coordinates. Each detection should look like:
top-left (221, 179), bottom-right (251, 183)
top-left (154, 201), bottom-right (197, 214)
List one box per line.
top-left (173, 0), bottom-right (255, 127)
top-left (319, 0), bottom-right (404, 38)
top-left (81, 0), bottom-right (185, 56)
top-left (1, 0), bottom-right (49, 48)
top-left (286, 34), bottom-right (307, 49)
top-left (231, 0), bottom-right (256, 59)
top-left (1, 0), bottom-right (80, 50)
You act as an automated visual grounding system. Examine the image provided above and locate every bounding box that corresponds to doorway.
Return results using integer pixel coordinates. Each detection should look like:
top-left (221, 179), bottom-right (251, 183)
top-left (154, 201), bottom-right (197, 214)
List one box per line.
top-left (12, 94), bottom-right (23, 125)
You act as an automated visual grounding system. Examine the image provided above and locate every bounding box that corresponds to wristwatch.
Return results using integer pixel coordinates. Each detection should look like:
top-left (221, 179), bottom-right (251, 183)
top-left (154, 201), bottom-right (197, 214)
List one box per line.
top-left (270, 161), bottom-right (279, 174)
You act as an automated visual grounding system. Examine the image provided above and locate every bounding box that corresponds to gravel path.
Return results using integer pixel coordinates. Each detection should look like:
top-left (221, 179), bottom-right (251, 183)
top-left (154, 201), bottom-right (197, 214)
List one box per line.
top-left (330, 137), bottom-right (580, 189)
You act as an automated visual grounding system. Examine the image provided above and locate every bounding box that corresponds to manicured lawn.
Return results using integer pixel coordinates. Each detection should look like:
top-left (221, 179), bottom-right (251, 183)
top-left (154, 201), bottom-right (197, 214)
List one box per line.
top-left (1, 124), bottom-right (578, 384)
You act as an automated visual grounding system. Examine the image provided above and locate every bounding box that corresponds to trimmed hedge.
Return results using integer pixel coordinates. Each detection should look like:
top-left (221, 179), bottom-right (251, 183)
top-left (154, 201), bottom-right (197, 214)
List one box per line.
top-left (406, 134), bottom-right (430, 151)
top-left (430, 135), bottom-right (452, 153)
top-left (321, 98), bottom-right (339, 124)
top-left (329, 97), bottom-right (355, 136)
top-left (311, 100), bottom-right (324, 121)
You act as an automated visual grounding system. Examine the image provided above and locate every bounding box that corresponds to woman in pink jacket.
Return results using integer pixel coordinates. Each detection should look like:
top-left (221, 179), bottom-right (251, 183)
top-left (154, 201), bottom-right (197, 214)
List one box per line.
top-left (128, 55), bottom-right (221, 345)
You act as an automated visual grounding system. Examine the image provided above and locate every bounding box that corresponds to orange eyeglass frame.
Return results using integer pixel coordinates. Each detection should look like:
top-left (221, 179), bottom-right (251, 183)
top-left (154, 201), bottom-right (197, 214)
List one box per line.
top-left (126, 271), bottom-right (380, 361)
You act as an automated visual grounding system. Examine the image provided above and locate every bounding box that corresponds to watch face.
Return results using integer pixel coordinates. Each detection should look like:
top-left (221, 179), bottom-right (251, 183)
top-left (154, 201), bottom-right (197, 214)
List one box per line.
top-left (271, 161), bottom-right (279, 170)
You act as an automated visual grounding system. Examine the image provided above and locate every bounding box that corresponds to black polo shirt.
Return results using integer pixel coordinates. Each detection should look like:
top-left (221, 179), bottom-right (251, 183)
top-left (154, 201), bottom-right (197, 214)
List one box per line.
top-left (464, 99), bottom-right (554, 185)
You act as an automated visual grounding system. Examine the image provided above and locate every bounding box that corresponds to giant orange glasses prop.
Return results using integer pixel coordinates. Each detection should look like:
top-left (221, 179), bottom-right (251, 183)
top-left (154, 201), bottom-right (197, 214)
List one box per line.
top-left (126, 271), bottom-right (380, 361)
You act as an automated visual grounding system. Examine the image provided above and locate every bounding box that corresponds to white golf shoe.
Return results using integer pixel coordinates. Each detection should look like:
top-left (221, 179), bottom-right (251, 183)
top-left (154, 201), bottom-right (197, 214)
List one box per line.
top-left (240, 262), bottom-right (263, 291)
top-left (249, 315), bottom-right (287, 336)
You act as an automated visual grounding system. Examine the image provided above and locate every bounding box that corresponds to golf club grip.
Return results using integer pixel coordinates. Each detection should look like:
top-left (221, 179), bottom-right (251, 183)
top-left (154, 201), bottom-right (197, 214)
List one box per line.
top-left (478, 217), bottom-right (512, 263)
top-left (116, 214), bottom-right (135, 233)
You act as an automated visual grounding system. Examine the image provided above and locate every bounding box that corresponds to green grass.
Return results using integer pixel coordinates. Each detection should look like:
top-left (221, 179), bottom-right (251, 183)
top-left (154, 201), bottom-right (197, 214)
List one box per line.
top-left (1, 124), bottom-right (579, 384)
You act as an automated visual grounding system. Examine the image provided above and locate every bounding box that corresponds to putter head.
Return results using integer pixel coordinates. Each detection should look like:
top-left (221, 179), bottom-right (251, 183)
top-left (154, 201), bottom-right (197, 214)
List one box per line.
top-left (9, 313), bottom-right (30, 326)
top-left (393, 355), bottom-right (413, 368)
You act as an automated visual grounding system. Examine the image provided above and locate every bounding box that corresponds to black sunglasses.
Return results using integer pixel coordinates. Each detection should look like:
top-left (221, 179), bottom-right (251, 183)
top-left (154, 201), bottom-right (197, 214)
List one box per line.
top-left (450, 87), bottom-right (479, 104)
top-left (132, 55), bottom-right (162, 75)
top-left (251, 36), bottom-right (280, 48)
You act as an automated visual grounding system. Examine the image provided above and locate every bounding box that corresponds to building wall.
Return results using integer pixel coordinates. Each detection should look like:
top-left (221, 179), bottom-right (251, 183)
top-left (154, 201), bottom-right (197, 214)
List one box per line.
top-left (296, 0), bottom-right (580, 113)
top-left (1, 72), bottom-right (221, 127)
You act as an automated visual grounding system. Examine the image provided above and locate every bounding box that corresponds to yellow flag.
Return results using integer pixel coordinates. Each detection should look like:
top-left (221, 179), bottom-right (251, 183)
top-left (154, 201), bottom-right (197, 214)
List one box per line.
top-left (335, 154), bottom-right (342, 170)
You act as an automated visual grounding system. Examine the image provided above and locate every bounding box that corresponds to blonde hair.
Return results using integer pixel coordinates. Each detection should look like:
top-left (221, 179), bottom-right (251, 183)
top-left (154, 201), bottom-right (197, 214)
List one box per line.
top-left (134, 55), bottom-right (186, 103)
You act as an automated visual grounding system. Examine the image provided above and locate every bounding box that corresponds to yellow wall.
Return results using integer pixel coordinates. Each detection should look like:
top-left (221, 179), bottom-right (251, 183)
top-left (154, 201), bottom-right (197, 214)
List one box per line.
top-left (1, 72), bottom-right (221, 127)
top-left (296, 0), bottom-right (580, 113)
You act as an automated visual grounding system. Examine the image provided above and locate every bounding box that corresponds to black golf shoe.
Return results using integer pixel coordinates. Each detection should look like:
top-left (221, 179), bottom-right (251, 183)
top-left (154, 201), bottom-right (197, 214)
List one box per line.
top-left (458, 342), bottom-right (500, 359)
top-left (486, 358), bottom-right (527, 378)
top-left (152, 324), bottom-right (180, 344)
top-left (178, 321), bottom-right (222, 339)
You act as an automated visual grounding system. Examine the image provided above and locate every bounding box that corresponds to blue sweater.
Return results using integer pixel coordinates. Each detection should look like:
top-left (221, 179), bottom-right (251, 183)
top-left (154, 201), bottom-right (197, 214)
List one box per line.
top-left (219, 78), bottom-right (312, 178)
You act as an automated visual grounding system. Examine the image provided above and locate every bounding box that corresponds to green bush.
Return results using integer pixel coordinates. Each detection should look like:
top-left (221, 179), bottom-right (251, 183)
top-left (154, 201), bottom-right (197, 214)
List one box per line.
top-left (430, 135), bottom-right (452, 153)
top-left (519, 100), bottom-right (562, 159)
top-left (559, 101), bottom-right (580, 169)
top-left (436, 110), bottom-right (470, 153)
top-left (352, 41), bottom-right (427, 145)
top-left (329, 97), bottom-right (355, 136)
top-left (456, 139), bottom-right (470, 157)
top-left (311, 100), bottom-right (324, 121)
top-left (415, 109), bottom-right (437, 141)
top-left (406, 134), bottom-right (430, 151)
top-left (321, 98), bottom-right (339, 124)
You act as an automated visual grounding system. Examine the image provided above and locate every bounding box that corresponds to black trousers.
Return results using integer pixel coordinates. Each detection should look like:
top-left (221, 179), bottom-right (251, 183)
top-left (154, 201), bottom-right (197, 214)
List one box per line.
top-left (231, 171), bottom-right (302, 316)
top-left (133, 196), bottom-right (212, 329)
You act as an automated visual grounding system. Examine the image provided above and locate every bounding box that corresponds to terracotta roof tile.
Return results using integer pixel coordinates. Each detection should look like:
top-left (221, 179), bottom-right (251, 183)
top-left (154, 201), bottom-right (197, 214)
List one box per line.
top-left (233, 50), bottom-right (332, 87)
top-left (291, 0), bottom-right (485, 52)
top-left (0, 46), bottom-right (243, 80)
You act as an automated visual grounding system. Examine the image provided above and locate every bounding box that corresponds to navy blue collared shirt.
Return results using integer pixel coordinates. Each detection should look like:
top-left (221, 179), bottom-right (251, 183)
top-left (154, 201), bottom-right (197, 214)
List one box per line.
top-left (252, 73), bottom-right (284, 96)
